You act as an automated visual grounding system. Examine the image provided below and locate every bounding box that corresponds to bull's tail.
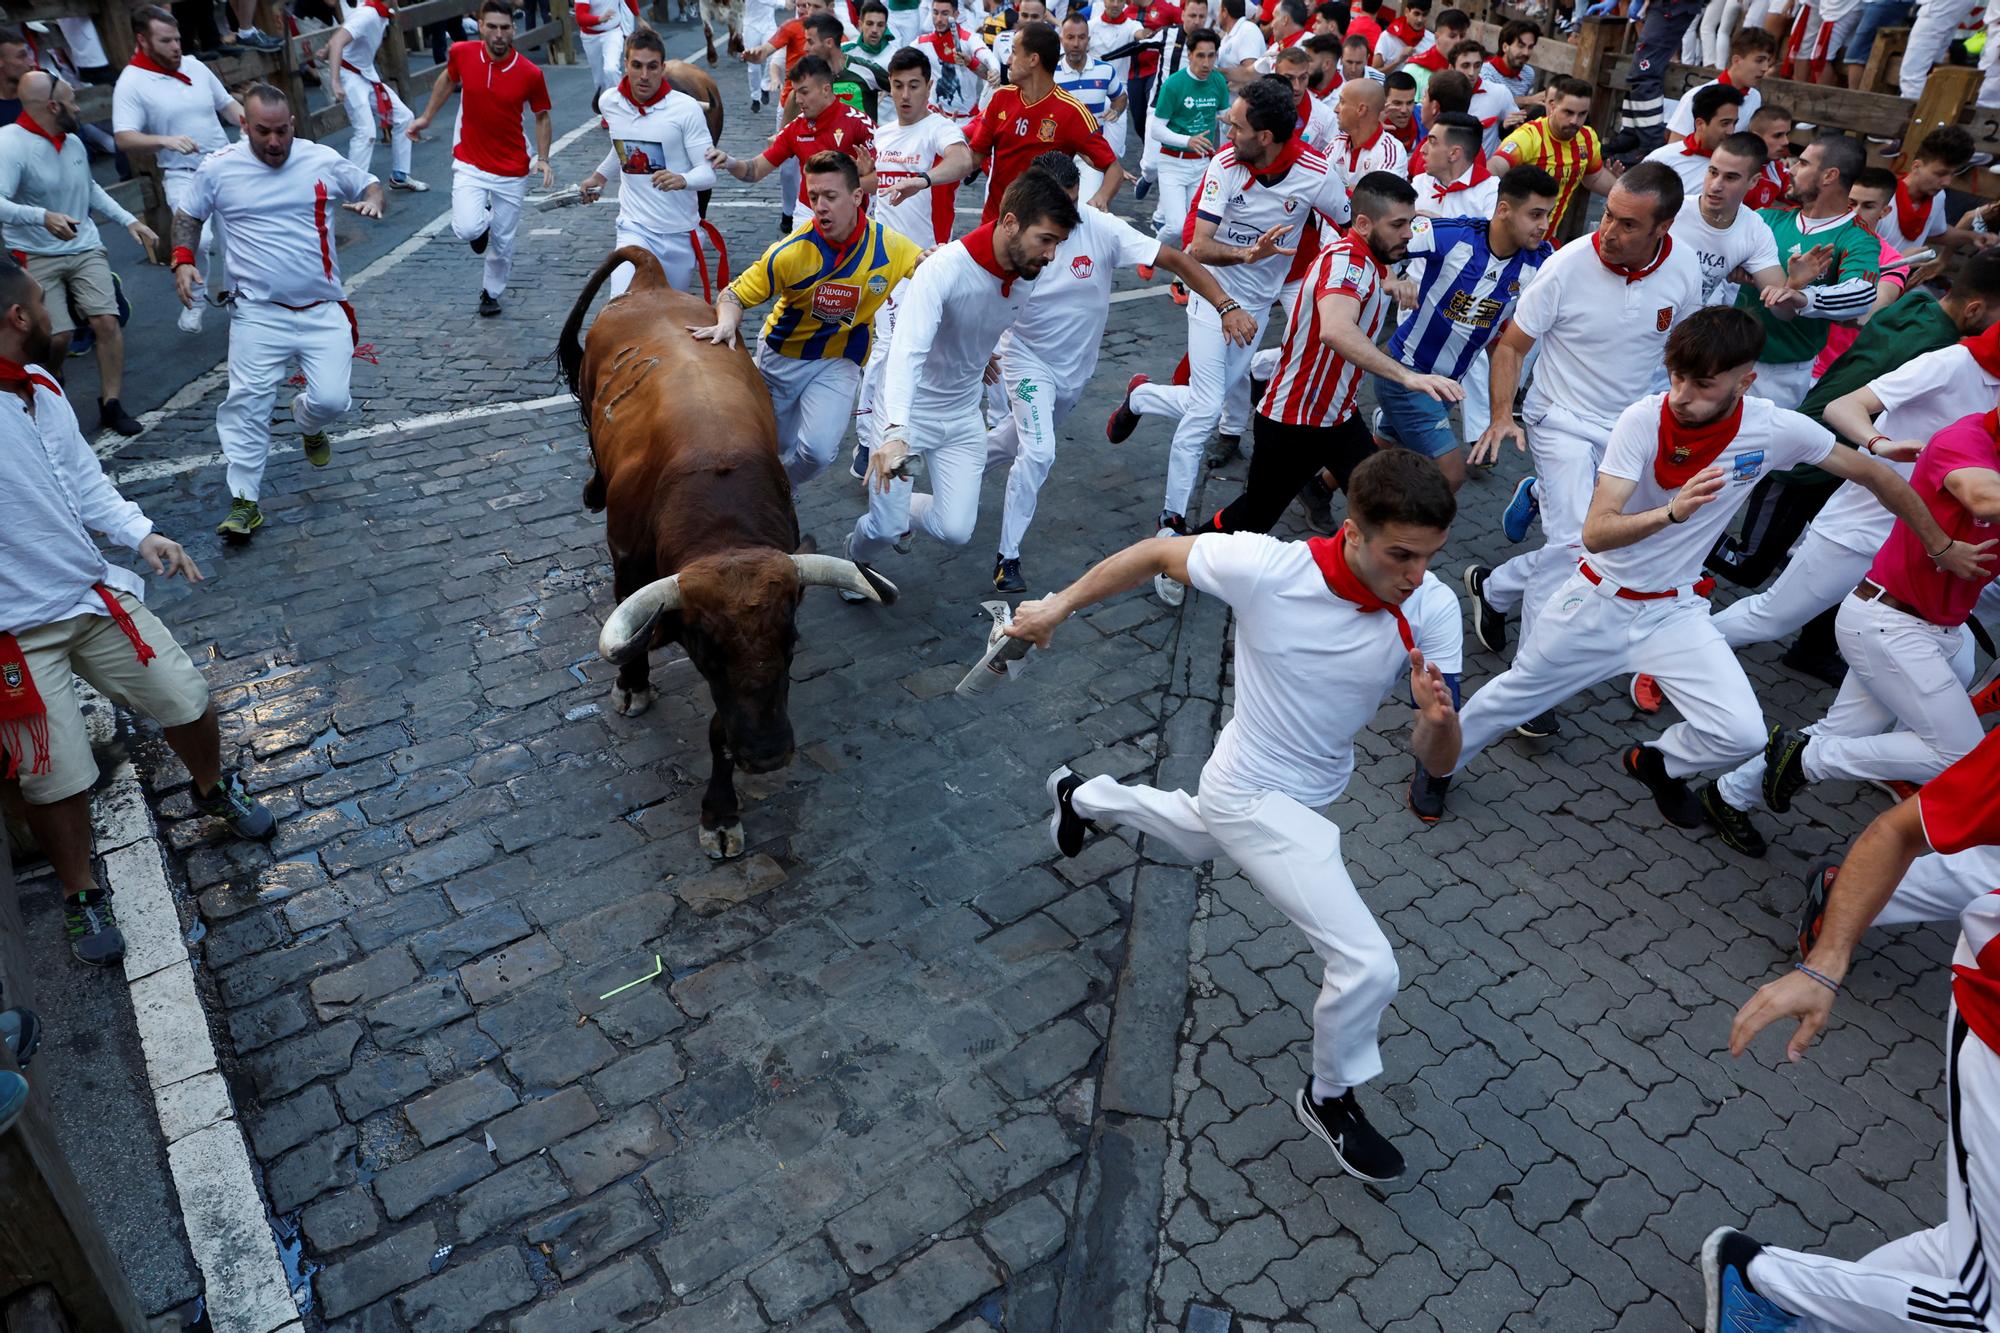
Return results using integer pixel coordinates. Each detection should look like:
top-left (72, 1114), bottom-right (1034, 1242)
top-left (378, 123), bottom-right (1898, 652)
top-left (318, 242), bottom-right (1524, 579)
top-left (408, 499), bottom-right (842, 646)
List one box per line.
top-left (557, 246), bottom-right (672, 416)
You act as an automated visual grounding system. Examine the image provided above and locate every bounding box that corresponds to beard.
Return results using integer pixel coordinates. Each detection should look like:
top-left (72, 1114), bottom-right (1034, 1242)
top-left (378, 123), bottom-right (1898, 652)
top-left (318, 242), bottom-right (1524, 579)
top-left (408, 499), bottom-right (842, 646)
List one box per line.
top-left (21, 320), bottom-right (54, 367)
top-left (53, 106), bottom-right (79, 134)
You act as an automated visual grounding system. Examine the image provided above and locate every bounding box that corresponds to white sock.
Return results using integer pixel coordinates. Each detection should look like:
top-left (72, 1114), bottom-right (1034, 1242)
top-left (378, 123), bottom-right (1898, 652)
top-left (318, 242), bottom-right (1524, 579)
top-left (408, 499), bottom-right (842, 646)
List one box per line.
top-left (1311, 1077), bottom-right (1347, 1103)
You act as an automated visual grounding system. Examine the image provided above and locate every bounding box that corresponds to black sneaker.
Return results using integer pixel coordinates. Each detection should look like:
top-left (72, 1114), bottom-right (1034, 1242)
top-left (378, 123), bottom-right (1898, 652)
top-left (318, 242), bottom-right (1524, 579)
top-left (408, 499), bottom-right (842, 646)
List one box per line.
top-left (1298, 473), bottom-right (1337, 535)
top-left (1292, 1086), bottom-right (1404, 1182)
top-left (1798, 859), bottom-right (1838, 957)
top-left (1699, 780), bottom-right (1767, 858)
top-left (1, 1007), bottom-right (42, 1069)
top-left (1206, 434), bottom-right (1242, 468)
top-left (468, 228), bottom-right (489, 254)
top-left (98, 397), bottom-right (143, 436)
top-left (993, 554), bottom-right (1026, 594)
top-left (1045, 766), bottom-right (1088, 857)
top-left (1106, 373), bottom-right (1148, 443)
top-left (478, 290), bottom-right (502, 317)
top-left (1779, 643), bottom-right (1846, 688)
top-left (778, 214), bottom-right (794, 236)
top-left (1463, 565), bottom-right (1507, 655)
top-left (1623, 744), bottom-right (1704, 828)
top-left (66, 891), bottom-right (125, 967)
top-left (1515, 710), bottom-right (1560, 739)
top-left (1762, 727), bottom-right (1812, 814)
top-left (195, 770), bottom-right (276, 840)
top-left (1407, 764), bottom-right (1450, 823)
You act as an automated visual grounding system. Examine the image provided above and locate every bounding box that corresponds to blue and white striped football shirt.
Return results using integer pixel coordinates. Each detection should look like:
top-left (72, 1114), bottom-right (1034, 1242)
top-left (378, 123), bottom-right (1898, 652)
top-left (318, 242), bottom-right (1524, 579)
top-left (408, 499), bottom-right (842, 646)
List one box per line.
top-left (1389, 216), bottom-right (1553, 382)
top-left (1053, 57), bottom-right (1124, 120)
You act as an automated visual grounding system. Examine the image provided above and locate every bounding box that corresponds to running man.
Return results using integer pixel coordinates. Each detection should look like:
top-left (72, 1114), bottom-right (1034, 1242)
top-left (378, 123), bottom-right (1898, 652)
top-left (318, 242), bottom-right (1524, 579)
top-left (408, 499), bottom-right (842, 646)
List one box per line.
top-left (572, 0), bottom-right (638, 101)
top-left (970, 19), bottom-right (1122, 220)
top-left (709, 56), bottom-right (878, 214)
top-left (173, 83), bottom-right (384, 539)
top-left (578, 29), bottom-right (720, 298)
top-left (324, 0), bottom-right (428, 188)
top-left (408, 0), bottom-right (553, 317)
top-left (1144, 24), bottom-right (1226, 245)
top-left (1488, 75), bottom-right (1617, 236)
top-left (1409, 111), bottom-right (1495, 217)
top-left (1008, 449), bottom-right (1461, 1187)
top-left (691, 151), bottom-right (918, 486)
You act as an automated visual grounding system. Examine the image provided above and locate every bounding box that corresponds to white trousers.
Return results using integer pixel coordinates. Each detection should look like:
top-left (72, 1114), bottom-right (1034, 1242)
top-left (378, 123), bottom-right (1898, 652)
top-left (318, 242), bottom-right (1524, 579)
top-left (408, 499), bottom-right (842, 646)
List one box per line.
top-left (609, 217), bottom-right (723, 297)
top-left (1072, 768), bottom-right (1398, 1089)
top-left (1711, 528), bottom-right (1873, 648)
top-left (1128, 299), bottom-right (1269, 519)
top-left (1697, 0), bottom-right (1745, 64)
top-left (850, 395), bottom-right (987, 559)
top-left (1155, 154), bottom-right (1207, 246)
top-left (853, 295), bottom-right (897, 458)
top-left (162, 168), bottom-right (222, 300)
top-left (1481, 402), bottom-right (1611, 644)
top-left (1874, 844), bottom-right (2000, 931)
top-left (1453, 570), bottom-right (1767, 777)
top-left (776, 100), bottom-right (800, 218)
top-left (983, 352), bottom-right (1083, 560)
top-left (1751, 1006), bottom-right (2000, 1333)
top-left (1901, 0), bottom-right (1978, 98)
top-left (743, 1), bottom-right (779, 95)
top-left (338, 68), bottom-right (414, 179)
top-left (1750, 358), bottom-right (1817, 410)
top-left (1459, 347), bottom-right (1492, 447)
top-left (1715, 592), bottom-right (1980, 809)
top-left (886, 5), bottom-right (923, 47)
top-left (451, 163), bottom-right (527, 297)
top-left (756, 343), bottom-right (862, 486)
top-left (579, 27), bottom-right (625, 92)
top-left (218, 300), bottom-right (354, 502)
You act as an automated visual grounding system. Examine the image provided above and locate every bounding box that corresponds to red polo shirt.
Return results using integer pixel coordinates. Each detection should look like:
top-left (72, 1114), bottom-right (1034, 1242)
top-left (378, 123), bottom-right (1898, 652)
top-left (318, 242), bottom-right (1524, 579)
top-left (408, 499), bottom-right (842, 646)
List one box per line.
top-left (447, 42), bottom-right (551, 178)
top-left (965, 83), bottom-right (1118, 223)
top-left (763, 101), bottom-right (877, 206)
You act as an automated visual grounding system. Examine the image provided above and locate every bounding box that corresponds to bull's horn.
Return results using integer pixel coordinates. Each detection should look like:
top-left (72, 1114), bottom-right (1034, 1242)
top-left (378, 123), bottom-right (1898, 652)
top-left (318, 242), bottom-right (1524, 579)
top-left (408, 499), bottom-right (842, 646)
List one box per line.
top-left (793, 555), bottom-right (898, 605)
top-left (599, 575), bottom-right (682, 664)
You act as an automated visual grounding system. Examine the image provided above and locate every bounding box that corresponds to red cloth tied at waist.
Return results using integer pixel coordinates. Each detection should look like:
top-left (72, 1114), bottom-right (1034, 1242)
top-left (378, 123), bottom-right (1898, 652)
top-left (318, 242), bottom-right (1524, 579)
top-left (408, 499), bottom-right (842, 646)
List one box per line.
top-left (0, 585), bottom-right (153, 779)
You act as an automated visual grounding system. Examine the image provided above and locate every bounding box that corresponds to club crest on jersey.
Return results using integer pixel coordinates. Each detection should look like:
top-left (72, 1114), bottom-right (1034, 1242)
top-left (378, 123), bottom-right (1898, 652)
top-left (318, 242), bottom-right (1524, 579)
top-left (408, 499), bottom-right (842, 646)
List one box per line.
top-left (1, 662), bottom-right (19, 689)
top-left (1732, 449), bottom-right (1765, 482)
top-left (867, 274), bottom-right (888, 293)
top-left (1655, 307), bottom-right (1672, 332)
top-left (1283, 197), bottom-right (1298, 212)
top-left (1038, 117), bottom-right (1058, 141)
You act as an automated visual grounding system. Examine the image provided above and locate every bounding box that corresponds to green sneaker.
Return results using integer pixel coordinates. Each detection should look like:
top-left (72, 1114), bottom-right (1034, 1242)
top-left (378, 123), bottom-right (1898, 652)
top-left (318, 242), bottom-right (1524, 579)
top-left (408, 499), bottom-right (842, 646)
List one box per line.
top-left (302, 430), bottom-right (331, 467)
top-left (216, 496), bottom-right (263, 538)
top-left (65, 891), bottom-right (125, 967)
top-left (195, 769), bottom-right (275, 840)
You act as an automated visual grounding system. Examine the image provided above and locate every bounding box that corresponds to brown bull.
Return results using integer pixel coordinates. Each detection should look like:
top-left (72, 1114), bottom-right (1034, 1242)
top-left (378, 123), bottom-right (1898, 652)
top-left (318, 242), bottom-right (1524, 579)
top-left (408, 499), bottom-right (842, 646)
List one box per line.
top-left (662, 60), bottom-right (724, 146)
top-left (558, 246), bottom-right (895, 859)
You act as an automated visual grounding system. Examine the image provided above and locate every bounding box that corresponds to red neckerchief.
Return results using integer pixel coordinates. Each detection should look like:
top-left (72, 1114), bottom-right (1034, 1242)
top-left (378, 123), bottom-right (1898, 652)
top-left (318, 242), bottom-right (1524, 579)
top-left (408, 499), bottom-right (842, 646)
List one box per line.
top-left (1654, 395), bottom-right (1743, 489)
top-left (1340, 124), bottom-right (1382, 174)
top-left (960, 222), bottom-right (1021, 295)
top-left (362, 0), bottom-right (393, 15)
top-left (1716, 68), bottom-right (1737, 86)
top-left (1305, 536), bottom-right (1414, 647)
top-left (617, 75), bottom-right (667, 113)
top-left (1386, 14), bottom-right (1422, 45)
top-left (1410, 45), bottom-right (1448, 71)
top-left (0, 585), bottom-right (149, 781)
top-left (814, 210), bottom-right (869, 259)
top-left (0, 356), bottom-right (58, 399)
top-left (1681, 138), bottom-right (1712, 157)
top-left (1295, 91), bottom-right (1314, 132)
top-left (1386, 115), bottom-right (1415, 149)
top-left (1490, 57), bottom-right (1520, 78)
top-left (1430, 159), bottom-right (1489, 200)
top-left (13, 111), bottom-right (64, 155)
top-left (1895, 176), bottom-right (1934, 244)
top-left (1249, 135), bottom-right (1308, 189)
top-left (1963, 324), bottom-right (2000, 379)
top-left (1277, 27), bottom-right (1307, 47)
top-left (128, 46), bottom-right (191, 84)
top-left (1592, 231), bottom-right (1673, 284)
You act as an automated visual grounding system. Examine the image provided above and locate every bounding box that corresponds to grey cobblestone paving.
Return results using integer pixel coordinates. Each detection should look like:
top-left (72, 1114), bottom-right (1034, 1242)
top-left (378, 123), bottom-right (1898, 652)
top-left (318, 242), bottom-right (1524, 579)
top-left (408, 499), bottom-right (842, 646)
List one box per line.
top-left (14, 28), bottom-right (1963, 1330)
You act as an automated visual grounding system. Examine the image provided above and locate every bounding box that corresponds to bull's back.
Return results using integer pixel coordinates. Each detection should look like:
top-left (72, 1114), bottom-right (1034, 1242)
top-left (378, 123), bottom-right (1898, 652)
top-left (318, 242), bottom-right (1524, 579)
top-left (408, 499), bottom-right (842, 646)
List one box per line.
top-left (583, 288), bottom-right (778, 465)
top-left (664, 61), bottom-right (725, 144)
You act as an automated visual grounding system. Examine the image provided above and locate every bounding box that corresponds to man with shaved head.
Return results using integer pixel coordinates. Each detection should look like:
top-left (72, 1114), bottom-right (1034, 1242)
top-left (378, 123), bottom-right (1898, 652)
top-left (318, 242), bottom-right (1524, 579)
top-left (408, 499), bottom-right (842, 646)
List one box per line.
top-left (0, 70), bottom-right (158, 435)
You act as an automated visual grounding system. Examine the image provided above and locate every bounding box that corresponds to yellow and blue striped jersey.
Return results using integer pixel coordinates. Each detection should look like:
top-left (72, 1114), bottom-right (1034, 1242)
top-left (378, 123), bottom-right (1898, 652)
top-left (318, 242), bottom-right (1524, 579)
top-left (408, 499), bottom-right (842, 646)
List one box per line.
top-left (727, 218), bottom-right (921, 365)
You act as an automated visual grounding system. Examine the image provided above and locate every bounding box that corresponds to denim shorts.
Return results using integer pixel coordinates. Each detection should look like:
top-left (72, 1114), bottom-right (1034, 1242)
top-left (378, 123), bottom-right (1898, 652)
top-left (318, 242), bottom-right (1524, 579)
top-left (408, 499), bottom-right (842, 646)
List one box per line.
top-left (1372, 374), bottom-right (1462, 458)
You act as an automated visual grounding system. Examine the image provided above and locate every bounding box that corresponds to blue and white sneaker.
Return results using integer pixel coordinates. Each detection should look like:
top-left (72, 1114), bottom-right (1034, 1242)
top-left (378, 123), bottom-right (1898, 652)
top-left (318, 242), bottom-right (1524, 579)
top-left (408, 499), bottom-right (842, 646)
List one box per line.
top-left (1701, 1228), bottom-right (1797, 1333)
top-left (1502, 475), bottom-right (1540, 543)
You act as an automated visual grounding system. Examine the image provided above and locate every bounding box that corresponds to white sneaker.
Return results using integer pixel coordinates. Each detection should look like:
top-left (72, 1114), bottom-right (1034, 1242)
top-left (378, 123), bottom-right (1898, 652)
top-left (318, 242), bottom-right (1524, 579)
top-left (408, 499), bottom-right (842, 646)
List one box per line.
top-left (389, 175), bottom-right (430, 192)
top-left (1151, 525), bottom-right (1186, 607)
top-left (177, 302), bottom-right (204, 333)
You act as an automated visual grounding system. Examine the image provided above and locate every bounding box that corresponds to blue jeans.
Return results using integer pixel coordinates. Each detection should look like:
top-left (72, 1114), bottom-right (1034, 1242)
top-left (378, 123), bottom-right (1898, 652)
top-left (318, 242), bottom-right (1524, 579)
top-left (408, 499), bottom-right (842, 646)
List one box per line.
top-left (1373, 376), bottom-right (1461, 458)
top-left (1844, 0), bottom-right (1914, 63)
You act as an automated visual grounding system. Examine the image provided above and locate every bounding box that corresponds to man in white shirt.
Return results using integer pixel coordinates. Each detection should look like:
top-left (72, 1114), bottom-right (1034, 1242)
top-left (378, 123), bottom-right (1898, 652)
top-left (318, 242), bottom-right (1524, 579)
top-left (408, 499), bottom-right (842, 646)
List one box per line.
top-left (1112, 78), bottom-right (1348, 564)
top-left (1409, 111), bottom-right (1494, 217)
top-left (0, 256), bottom-right (274, 970)
top-left (916, 0), bottom-right (1000, 129)
top-left (1665, 27), bottom-right (1771, 141)
top-left (1446, 40), bottom-right (1517, 155)
top-left (1328, 74), bottom-right (1407, 179)
top-left (846, 169), bottom-right (1076, 580)
top-left (1450, 307), bottom-right (1965, 833)
top-left (1055, 14), bottom-right (1128, 197)
top-left (1642, 81), bottom-right (1743, 195)
top-left (1214, 0), bottom-right (1267, 87)
top-left (172, 84), bottom-right (384, 539)
top-left (1463, 164), bottom-right (1706, 738)
top-left (982, 150), bottom-right (1245, 592)
top-left (1666, 131), bottom-right (1798, 317)
top-left (323, 0), bottom-right (429, 194)
top-left (1007, 449), bottom-right (1462, 1188)
top-left (572, 0), bottom-right (638, 100)
top-left (577, 31), bottom-right (719, 297)
top-left (110, 5), bottom-right (242, 334)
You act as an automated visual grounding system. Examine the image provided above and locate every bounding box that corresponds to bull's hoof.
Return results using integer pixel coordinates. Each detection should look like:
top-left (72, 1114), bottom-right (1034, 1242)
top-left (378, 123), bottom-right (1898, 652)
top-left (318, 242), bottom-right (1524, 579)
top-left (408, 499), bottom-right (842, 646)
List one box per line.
top-left (727, 32), bottom-right (743, 55)
top-left (612, 684), bottom-right (656, 716)
top-left (699, 821), bottom-right (745, 860)
top-left (705, 41), bottom-right (718, 63)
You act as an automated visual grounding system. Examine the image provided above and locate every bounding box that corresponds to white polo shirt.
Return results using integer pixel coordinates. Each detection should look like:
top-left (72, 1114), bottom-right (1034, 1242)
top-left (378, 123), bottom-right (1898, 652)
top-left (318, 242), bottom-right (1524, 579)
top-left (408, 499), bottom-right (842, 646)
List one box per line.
top-left (999, 204), bottom-right (1158, 391)
top-left (1467, 80), bottom-right (1516, 155)
top-left (1812, 344), bottom-right (2000, 556)
top-left (1513, 234), bottom-right (1706, 427)
top-left (1411, 170), bottom-right (1498, 219)
top-left (1187, 532), bottom-right (1454, 808)
top-left (1592, 394), bottom-right (1834, 589)
top-left (1670, 198), bottom-right (1779, 306)
top-left (337, 4), bottom-right (392, 82)
top-left (595, 86), bottom-right (715, 237)
top-left (872, 112), bottom-right (966, 246)
top-left (1192, 141), bottom-right (1351, 309)
top-left (1330, 126), bottom-right (1409, 180)
top-left (880, 224), bottom-right (1034, 422)
top-left (1217, 17), bottom-right (1266, 75)
top-left (181, 140), bottom-right (377, 305)
top-left (1642, 140), bottom-right (1716, 196)
top-left (1666, 78), bottom-right (1761, 138)
top-left (110, 54), bottom-right (232, 171)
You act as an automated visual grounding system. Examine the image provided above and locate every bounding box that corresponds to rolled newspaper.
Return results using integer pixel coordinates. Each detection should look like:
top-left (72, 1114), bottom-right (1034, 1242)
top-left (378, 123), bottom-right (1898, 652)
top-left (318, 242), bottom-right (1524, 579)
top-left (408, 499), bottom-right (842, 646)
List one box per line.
top-left (534, 184), bottom-right (585, 211)
top-left (955, 600), bottom-right (1032, 697)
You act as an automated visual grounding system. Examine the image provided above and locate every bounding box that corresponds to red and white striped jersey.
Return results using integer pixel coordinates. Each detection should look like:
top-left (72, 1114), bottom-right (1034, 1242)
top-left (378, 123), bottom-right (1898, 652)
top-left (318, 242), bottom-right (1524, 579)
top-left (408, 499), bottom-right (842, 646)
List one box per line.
top-left (1259, 231), bottom-right (1390, 427)
top-left (1185, 137), bottom-right (1351, 310)
top-left (1329, 125), bottom-right (1408, 181)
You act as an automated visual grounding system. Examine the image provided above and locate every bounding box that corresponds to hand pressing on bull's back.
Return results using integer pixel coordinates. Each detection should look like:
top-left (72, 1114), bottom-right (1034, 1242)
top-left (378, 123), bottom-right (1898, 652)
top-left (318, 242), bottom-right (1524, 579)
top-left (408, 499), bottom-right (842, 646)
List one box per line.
top-left (687, 290), bottom-right (746, 348)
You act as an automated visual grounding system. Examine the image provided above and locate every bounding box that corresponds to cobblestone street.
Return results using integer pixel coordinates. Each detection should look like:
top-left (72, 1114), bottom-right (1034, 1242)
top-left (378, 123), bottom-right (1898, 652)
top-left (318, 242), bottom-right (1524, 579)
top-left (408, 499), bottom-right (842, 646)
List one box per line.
top-left (20, 31), bottom-right (1964, 1331)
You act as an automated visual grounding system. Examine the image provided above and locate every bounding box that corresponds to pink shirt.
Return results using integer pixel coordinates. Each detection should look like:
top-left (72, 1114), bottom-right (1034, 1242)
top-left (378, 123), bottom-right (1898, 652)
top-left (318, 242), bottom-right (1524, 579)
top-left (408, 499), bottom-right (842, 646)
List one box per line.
top-left (1867, 412), bottom-right (2000, 625)
top-left (1812, 235), bottom-right (1910, 378)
